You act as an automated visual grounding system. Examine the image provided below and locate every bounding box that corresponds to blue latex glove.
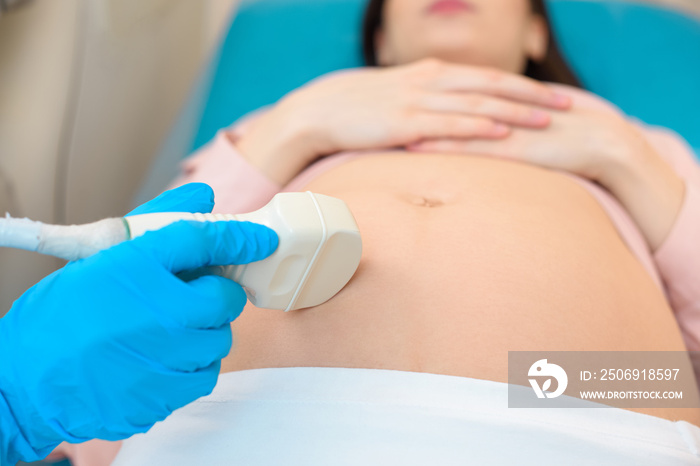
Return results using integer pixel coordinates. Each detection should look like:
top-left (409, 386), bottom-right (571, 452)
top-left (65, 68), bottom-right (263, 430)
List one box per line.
top-left (0, 183), bottom-right (278, 465)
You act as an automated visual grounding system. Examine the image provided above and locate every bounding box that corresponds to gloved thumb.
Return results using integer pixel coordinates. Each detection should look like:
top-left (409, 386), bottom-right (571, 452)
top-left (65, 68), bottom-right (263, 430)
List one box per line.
top-left (127, 183), bottom-right (215, 216)
top-left (129, 219), bottom-right (279, 273)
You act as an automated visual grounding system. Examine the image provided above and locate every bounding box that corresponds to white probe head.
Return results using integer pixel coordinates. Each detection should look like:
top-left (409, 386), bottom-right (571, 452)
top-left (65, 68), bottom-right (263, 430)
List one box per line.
top-left (126, 192), bottom-right (362, 311)
top-left (232, 192), bottom-right (362, 311)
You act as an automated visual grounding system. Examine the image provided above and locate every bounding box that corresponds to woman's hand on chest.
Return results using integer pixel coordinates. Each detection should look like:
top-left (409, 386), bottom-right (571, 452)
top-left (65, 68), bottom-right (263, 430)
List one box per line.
top-left (236, 59), bottom-right (570, 185)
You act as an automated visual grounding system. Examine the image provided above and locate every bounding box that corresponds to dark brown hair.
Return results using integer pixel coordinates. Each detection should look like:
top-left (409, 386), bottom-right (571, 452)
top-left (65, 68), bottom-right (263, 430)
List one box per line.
top-left (362, 0), bottom-right (582, 88)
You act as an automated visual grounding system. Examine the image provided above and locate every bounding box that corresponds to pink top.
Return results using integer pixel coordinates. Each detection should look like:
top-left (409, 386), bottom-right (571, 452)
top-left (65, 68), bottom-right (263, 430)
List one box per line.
top-left (172, 84), bottom-right (700, 351)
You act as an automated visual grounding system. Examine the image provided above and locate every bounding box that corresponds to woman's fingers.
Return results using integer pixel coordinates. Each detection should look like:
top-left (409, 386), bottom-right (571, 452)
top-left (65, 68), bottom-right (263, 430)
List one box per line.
top-left (419, 92), bottom-right (551, 128)
top-left (420, 61), bottom-right (571, 110)
top-left (408, 139), bottom-right (474, 153)
top-left (410, 114), bottom-right (511, 140)
top-left (407, 138), bottom-right (514, 160)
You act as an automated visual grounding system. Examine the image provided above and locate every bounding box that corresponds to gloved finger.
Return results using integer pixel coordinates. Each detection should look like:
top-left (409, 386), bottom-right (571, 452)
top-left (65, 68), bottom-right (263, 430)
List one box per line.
top-left (153, 325), bottom-right (233, 372)
top-left (119, 360), bottom-right (222, 434)
top-left (127, 183), bottom-right (215, 216)
top-left (135, 220), bottom-right (279, 274)
top-left (165, 360), bottom-right (222, 410)
top-left (172, 275), bottom-right (248, 329)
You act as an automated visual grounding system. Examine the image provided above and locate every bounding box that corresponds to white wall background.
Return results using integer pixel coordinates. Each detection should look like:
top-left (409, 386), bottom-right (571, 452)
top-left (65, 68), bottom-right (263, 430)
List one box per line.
top-left (0, 0), bottom-right (239, 314)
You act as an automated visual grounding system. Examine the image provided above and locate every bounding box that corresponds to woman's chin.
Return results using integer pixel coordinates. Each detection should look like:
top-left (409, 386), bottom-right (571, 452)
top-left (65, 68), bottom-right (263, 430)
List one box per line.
top-left (405, 47), bottom-right (497, 68)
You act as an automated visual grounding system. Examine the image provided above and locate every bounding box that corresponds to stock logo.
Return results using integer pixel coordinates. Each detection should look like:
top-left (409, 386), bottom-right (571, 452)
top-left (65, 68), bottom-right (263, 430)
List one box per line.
top-left (528, 359), bottom-right (568, 399)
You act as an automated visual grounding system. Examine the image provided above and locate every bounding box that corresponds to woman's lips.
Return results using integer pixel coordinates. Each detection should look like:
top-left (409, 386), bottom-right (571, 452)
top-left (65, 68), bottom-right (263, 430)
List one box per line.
top-left (427, 0), bottom-right (475, 15)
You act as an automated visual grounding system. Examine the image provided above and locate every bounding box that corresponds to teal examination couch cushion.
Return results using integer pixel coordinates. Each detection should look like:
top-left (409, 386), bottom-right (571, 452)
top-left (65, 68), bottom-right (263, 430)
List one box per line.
top-left (192, 0), bottom-right (700, 156)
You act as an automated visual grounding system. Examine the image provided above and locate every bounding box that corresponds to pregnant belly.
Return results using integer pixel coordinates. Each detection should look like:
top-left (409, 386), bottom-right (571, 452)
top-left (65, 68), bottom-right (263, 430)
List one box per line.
top-left (222, 152), bottom-right (697, 424)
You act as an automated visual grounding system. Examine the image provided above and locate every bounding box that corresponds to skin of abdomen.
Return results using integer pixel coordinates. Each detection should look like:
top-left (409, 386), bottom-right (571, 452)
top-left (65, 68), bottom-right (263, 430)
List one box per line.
top-left (222, 152), bottom-right (697, 424)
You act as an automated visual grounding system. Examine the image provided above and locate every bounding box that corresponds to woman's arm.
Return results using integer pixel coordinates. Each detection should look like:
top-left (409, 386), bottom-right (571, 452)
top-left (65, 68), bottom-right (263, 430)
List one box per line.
top-left (592, 122), bottom-right (687, 252)
top-left (612, 126), bottom-right (700, 350)
top-left (653, 181), bottom-right (700, 350)
top-left (168, 123), bottom-right (282, 214)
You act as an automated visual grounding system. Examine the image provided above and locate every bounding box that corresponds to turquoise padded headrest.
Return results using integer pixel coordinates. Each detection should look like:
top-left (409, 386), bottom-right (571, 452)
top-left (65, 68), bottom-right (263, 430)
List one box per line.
top-left (193, 0), bottom-right (700, 154)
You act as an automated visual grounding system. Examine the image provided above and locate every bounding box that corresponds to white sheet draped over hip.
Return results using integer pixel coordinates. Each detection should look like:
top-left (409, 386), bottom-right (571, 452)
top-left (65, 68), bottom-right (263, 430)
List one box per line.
top-left (111, 367), bottom-right (700, 465)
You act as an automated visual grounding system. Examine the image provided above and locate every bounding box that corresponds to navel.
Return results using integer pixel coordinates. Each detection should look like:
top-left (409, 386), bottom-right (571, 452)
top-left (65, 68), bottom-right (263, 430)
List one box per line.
top-left (402, 194), bottom-right (446, 208)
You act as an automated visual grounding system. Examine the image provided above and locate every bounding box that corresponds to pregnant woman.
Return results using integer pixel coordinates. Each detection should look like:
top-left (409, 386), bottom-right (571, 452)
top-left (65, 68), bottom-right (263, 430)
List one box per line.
top-left (59, 0), bottom-right (700, 464)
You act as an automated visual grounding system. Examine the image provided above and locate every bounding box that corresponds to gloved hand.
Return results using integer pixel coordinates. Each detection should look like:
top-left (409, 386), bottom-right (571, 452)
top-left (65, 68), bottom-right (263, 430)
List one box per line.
top-left (0, 183), bottom-right (278, 465)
